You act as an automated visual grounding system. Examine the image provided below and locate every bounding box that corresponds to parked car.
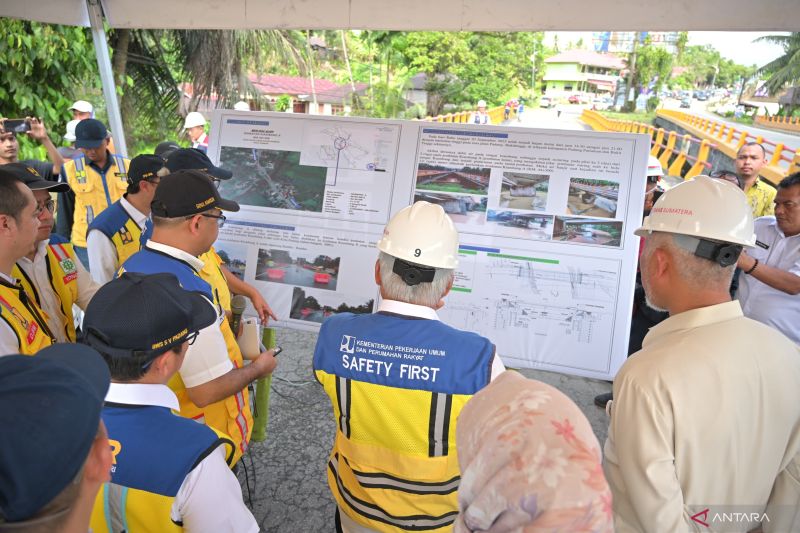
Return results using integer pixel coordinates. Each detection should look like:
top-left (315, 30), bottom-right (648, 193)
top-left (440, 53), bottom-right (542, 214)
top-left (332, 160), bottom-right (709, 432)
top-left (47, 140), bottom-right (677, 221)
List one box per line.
top-left (568, 94), bottom-right (582, 104)
top-left (696, 91), bottom-right (709, 101)
top-left (680, 98), bottom-right (692, 109)
top-left (539, 96), bottom-right (554, 108)
top-left (592, 97), bottom-right (612, 111)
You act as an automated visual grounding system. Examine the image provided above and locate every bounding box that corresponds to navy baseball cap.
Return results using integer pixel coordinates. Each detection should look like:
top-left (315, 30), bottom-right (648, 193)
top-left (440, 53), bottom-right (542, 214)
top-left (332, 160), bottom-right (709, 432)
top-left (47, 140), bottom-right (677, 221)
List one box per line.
top-left (127, 154), bottom-right (164, 186)
top-left (165, 148), bottom-right (232, 180)
top-left (0, 162), bottom-right (70, 192)
top-left (151, 169), bottom-right (239, 218)
top-left (154, 141), bottom-right (181, 160)
top-left (74, 118), bottom-right (108, 149)
top-left (82, 272), bottom-right (217, 361)
top-left (0, 344), bottom-right (110, 522)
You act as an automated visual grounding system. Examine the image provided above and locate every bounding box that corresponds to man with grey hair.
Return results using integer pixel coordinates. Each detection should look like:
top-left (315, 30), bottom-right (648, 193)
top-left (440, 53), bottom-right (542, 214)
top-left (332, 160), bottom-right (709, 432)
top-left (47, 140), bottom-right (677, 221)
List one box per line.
top-left (604, 176), bottom-right (800, 533)
top-left (313, 201), bottom-right (504, 533)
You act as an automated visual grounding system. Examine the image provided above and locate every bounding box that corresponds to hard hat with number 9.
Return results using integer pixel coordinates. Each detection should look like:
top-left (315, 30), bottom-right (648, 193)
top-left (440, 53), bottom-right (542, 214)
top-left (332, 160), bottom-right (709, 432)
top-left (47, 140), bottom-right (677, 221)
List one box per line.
top-left (635, 175), bottom-right (755, 247)
top-left (377, 201), bottom-right (459, 269)
top-left (182, 111), bottom-right (207, 130)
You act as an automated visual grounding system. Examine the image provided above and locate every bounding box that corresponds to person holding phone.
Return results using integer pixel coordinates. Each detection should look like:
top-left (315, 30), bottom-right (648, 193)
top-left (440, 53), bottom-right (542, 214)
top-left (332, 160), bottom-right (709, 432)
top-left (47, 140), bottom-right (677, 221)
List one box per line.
top-left (0, 116), bottom-right (65, 182)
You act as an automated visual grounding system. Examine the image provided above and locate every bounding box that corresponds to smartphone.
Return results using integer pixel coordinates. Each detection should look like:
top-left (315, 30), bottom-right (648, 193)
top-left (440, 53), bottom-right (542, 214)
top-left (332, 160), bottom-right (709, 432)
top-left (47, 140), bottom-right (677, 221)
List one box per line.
top-left (272, 346), bottom-right (283, 357)
top-left (2, 119), bottom-right (31, 134)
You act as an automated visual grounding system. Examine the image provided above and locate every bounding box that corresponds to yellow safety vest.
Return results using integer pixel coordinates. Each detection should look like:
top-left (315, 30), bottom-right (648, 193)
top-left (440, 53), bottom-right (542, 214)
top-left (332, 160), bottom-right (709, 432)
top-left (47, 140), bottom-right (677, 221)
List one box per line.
top-left (63, 153), bottom-right (130, 247)
top-left (0, 279), bottom-right (55, 355)
top-left (195, 247), bottom-right (253, 465)
top-left (13, 242), bottom-right (80, 342)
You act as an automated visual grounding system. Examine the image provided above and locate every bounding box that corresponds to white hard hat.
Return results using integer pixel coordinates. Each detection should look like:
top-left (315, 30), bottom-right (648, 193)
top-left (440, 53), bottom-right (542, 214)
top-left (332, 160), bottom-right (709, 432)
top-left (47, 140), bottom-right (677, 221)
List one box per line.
top-left (183, 111), bottom-right (207, 129)
top-left (646, 154), bottom-right (664, 177)
top-left (233, 101), bottom-right (250, 111)
top-left (68, 100), bottom-right (93, 113)
top-left (63, 119), bottom-right (80, 142)
top-left (477, 100), bottom-right (487, 108)
top-left (377, 201), bottom-right (459, 269)
top-left (635, 175), bottom-right (755, 247)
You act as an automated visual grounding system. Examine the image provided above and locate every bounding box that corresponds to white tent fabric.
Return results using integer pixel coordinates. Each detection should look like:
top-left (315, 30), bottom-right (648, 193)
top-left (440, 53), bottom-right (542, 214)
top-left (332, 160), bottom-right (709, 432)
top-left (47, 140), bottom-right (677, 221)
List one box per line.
top-left (3, 0), bottom-right (800, 30)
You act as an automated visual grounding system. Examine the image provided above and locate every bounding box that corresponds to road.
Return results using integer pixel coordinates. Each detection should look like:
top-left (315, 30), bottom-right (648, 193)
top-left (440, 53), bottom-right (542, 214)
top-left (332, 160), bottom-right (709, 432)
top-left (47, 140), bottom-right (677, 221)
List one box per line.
top-left (661, 98), bottom-right (800, 153)
top-left (502, 104), bottom-right (591, 130)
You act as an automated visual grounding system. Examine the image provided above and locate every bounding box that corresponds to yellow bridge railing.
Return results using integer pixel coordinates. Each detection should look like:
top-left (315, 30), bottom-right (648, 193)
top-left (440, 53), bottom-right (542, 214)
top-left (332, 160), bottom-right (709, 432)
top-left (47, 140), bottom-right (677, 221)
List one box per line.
top-left (755, 115), bottom-right (800, 134)
top-left (581, 110), bottom-right (713, 179)
top-left (422, 105), bottom-right (506, 125)
top-left (656, 110), bottom-right (800, 186)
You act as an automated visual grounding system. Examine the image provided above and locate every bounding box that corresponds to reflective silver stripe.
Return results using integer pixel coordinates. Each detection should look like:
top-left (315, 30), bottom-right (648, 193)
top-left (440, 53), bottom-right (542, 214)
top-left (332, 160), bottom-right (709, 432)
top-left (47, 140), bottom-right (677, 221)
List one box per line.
top-left (48, 244), bottom-right (66, 261)
top-left (106, 482), bottom-right (126, 533)
top-left (329, 455), bottom-right (458, 530)
top-left (428, 393), bottom-right (452, 457)
top-left (336, 376), bottom-right (350, 438)
top-left (234, 390), bottom-right (249, 452)
top-left (351, 466), bottom-right (459, 495)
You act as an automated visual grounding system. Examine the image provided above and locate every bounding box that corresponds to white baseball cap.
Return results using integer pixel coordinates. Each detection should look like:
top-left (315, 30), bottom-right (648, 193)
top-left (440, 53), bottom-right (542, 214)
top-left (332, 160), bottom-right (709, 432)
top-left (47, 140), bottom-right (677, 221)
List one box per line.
top-left (63, 120), bottom-right (80, 142)
top-left (69, 100), bottom-right (93, 113)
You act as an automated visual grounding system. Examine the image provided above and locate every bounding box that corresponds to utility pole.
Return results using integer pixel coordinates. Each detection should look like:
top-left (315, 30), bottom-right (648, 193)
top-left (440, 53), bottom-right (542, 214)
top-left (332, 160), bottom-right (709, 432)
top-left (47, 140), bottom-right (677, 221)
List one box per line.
top-left (624, 31), bottom-right (640, 112)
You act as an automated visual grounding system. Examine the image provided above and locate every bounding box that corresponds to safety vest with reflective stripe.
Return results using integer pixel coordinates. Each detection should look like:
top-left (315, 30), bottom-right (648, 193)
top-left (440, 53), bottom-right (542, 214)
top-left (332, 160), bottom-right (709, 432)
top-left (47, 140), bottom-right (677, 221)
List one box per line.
top-left (90, 403), bottom-right (234, 533)
top-left (197, 247), bottom-right (253, 462)
top-left (13, 241), bottom-right (80, 342)
top-left (0, 278), bottom-right (55, 355)
top-left (313, 311), bottom-right (495, 532)
top-left (119, 247), bottom-right (252, 465)
top-left (88, 199), bottom-right (152, 270)
top-left (63, 153), bottom-right (130, 247)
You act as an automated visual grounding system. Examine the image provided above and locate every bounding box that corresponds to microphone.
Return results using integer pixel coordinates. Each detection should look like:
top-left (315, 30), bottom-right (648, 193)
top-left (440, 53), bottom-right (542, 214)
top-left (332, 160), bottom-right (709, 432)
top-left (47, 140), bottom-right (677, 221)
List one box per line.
top-left (230, 294), bottom-right (247, 338)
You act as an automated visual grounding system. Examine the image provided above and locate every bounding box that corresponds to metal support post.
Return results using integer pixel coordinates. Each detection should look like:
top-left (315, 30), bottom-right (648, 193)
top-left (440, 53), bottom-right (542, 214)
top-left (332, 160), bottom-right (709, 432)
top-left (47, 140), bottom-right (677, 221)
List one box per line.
top-left (86, 0), bottom-right (128, 157)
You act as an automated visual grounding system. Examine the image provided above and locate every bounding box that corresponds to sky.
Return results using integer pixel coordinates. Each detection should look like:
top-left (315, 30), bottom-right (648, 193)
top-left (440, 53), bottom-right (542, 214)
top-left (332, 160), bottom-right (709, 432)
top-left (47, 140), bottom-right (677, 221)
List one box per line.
top-left (543, 31), bottom-right (788, 68)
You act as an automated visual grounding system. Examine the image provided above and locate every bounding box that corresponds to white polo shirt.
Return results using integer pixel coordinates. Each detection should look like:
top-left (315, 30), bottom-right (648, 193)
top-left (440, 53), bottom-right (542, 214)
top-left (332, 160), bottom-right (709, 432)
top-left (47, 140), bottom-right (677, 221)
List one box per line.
top-left (105, 383), bottom-right (258, 532)
top-left (737, 216), bottom-right (800, 344)
top-left (87, 196), bottom-right (149, 284)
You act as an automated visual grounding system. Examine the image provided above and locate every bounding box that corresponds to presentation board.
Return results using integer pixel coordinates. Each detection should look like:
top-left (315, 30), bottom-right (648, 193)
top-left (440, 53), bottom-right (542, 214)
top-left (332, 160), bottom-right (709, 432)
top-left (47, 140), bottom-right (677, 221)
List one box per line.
top-left (207, 111), bottom-right (649, 380)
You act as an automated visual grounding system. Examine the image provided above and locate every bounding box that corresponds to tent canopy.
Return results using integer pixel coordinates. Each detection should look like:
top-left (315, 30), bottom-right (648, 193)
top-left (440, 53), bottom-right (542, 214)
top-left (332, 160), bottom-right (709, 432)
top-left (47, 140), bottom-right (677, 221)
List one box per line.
top-left (4, 0), bottom-right (799, 31)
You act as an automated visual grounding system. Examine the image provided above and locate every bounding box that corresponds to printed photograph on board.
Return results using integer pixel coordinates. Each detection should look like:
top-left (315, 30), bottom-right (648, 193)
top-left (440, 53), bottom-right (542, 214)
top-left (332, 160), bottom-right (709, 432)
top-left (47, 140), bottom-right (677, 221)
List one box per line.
top-left (289, 287), bottom-right (374, 324)
top-left (486, 210), bottom-right (554, 240)
top-left (255, 248), bottom-right (340, 291)
top-left (218, 147), bottom-right (327, 212)
top-left (214, 242), bottom-right (249, 280)
top-left (414, 192), bottom-right (487, 225)
top-left (566, 178), bottom-right (620, 219)
top-left (499, 172), bottom-right (550, 211)
top-left (415, 164), bottom-right (491, 196)
top-left (552, 217), bottom-right (623, 246)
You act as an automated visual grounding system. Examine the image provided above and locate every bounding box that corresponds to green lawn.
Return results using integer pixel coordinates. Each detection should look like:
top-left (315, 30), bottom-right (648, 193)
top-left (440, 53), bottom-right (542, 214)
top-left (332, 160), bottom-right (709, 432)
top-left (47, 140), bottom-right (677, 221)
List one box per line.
top-left (598, 110), bottom-right (656, 124)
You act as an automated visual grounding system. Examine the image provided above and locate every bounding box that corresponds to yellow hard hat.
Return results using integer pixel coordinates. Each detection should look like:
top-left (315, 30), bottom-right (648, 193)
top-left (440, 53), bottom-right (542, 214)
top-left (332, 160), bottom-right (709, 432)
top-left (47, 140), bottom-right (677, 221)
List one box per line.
top-left (377, 201), bottom-right (459, 269)
top-left (635, 175), bottom-right (755, 247)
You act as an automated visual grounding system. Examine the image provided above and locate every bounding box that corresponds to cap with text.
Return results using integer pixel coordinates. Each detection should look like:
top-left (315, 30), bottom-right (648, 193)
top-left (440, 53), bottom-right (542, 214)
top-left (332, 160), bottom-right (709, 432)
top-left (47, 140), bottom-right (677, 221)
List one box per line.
top-left (151, 169), bottom-right (239, 218)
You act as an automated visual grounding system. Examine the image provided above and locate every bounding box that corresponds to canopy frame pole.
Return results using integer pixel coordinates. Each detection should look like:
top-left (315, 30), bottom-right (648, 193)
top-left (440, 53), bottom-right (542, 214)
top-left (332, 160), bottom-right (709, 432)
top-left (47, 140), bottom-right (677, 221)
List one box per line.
top-left (86, 0), bottom-right (128, 157)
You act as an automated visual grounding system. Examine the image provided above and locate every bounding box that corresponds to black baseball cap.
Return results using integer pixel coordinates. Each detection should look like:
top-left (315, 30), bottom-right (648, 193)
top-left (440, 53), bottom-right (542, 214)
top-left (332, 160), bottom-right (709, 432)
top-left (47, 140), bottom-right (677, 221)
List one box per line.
top-left (127, 154), bottom-right (164, 186)
top-left (151, 169), bottom-right (239, 218)
top-left (0, 162), bottom-right (70, 192)
top-left (0, 344), bottom-right (110, 522)
top-left (75, 118), bottom-right (109, 149)
top-left (82, 272), bottom-right (217, 361)
top-left (165, 148), bottom-right (232, 180)
top-left (154, 141), bottom-right (181, 159)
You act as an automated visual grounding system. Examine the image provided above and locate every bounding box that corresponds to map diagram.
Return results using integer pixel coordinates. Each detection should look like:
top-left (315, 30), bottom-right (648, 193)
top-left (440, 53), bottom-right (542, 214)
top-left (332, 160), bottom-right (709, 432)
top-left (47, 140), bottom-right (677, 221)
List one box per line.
top-left (300, 123), bottom-right (399, 185)
top-left (439, 254), bottom-right (620, 371)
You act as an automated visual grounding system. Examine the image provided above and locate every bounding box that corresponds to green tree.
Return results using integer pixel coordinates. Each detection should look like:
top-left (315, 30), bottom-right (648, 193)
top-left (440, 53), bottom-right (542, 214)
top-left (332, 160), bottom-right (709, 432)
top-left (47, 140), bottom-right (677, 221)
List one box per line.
top-left (0, 20), bottom-right (99, 159)
top-left (756, 33), bottom-right (800, 94)
top-left (402, 32), bottom-right (472, 116)
top-left (635, 45), bottom-right (673, 94)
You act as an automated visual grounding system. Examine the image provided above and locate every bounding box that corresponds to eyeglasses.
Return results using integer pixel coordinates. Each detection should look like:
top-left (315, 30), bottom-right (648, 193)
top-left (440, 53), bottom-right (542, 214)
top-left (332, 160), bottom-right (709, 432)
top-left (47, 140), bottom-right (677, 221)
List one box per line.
top-left (200, 212), bottom-right (226, 228)
top-left (36, 199), bottom-right (55, 214)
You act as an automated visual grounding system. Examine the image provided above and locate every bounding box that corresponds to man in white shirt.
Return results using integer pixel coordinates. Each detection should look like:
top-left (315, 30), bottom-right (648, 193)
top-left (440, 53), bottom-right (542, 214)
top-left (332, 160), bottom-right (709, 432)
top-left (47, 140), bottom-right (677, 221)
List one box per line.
top-left (184, 112), bottom-right (209, 153)
top-left (87, 154), bottom-right (164, 284)
top-left (604, 176), bottom-right (800, 533)
top-left (4, 163), bottom-right (100, 343)
top-left (82, 272), bottom-right (258, 532)
top-left (737, 172), bottom-right (800, 343)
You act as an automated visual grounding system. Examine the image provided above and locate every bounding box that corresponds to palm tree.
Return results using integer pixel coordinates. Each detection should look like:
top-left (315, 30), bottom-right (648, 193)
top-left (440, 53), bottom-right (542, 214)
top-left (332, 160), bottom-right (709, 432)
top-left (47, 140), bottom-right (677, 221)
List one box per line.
top-left (755, 33), bottom-right (800, 94)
